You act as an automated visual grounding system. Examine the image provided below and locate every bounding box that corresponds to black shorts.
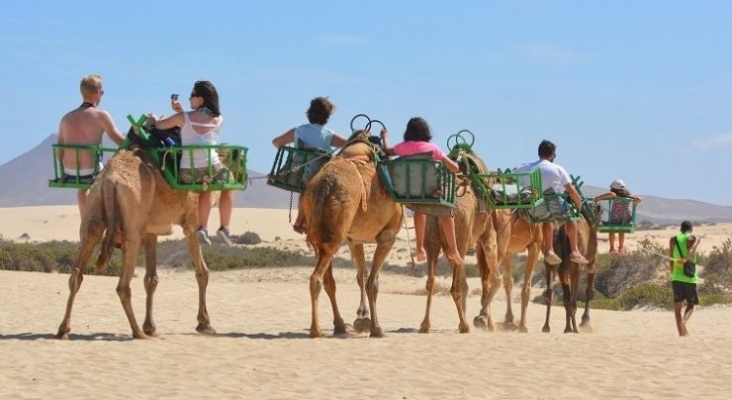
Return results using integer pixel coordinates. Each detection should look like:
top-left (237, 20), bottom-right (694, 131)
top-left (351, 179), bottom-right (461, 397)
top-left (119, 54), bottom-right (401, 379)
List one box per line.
top-left (672, 280), bottom-right (698, 305)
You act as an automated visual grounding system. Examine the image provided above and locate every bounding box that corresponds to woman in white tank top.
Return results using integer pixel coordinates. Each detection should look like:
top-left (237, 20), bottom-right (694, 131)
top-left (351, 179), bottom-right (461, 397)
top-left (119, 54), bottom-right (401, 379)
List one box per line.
top-left (150, 80), bottom-right (235, 246)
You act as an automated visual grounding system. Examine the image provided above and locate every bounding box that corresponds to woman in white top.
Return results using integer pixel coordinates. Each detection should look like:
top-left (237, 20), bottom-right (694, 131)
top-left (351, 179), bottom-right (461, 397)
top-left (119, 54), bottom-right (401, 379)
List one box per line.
top-left (150, 80), bottom-right (235, 246)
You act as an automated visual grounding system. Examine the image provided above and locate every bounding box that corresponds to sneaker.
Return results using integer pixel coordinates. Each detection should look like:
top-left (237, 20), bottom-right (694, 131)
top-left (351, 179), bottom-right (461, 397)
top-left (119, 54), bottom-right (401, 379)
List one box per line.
top-left (545, 252), bottom-right (562, 265)
top-left (197, 228), bottom-right (212, 246)
top-left (217, 227), bottom-right (233, 246)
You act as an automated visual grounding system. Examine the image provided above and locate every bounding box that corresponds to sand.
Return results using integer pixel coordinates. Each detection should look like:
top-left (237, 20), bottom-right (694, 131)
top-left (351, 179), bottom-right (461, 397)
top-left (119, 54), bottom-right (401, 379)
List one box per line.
top-left (1, 206), bottom-right (731, 399)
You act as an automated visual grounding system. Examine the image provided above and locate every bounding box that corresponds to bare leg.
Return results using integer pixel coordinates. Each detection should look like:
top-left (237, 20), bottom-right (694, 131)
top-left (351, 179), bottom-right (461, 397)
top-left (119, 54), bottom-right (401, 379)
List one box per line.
top-left (617, 233), bottom-right (625, 256)
top-left (542, 222), bottom-right (556, 256)
top-left (198, 192), bottom-right (212, 229)
top-left (218, 190), bottom-right (234, 230)
top-left (440, 216), bottom-right (464, 265)
top-left (608, 232), bottom-right (617, 252)
top-left (674, 301), bottom-right (689, 336)
top-left (414, 212), bottom-right (426, 262)
top-left (566, 221), bottom-right (588, 263)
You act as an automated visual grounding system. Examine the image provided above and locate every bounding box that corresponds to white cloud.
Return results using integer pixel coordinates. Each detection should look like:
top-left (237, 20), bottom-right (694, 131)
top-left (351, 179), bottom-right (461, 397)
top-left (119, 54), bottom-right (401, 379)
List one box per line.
top-left (318, 34), bottom-right (370, 46)
top-left (691, 134), bottom-right (732, 151)
top-left (513, 43), bottom-right (594, 64)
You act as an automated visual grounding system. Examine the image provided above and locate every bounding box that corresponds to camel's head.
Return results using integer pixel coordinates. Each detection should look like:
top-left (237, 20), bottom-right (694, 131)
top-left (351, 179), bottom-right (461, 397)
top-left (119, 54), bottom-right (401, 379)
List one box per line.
top-left (217, 145), bottom-right (246, 182)
top-left (581, 199), bottom-right (604, 228)
top-left (339, 129), bottom-right (381, 161)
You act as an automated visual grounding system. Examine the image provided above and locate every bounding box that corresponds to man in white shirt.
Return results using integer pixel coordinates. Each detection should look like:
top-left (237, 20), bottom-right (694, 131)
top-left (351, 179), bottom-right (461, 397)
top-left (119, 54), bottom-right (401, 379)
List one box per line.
top-left (514, 140), bottom-right (588, 265)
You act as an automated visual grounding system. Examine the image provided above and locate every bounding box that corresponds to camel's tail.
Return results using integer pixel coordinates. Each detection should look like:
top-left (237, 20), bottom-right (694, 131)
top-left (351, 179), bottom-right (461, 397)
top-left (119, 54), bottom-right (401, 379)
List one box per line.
top-left (96, 182), bottom-right (119, 272)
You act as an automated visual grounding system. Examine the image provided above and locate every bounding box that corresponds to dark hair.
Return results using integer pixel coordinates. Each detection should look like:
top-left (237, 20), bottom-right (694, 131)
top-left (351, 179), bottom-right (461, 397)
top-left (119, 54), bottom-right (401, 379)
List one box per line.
top-left (306, 97), bottom-right (335, 125)
top-left (192, 80), bottom-right (220, 116)
top-left (538, 140), bottom-right (555, 158)
top-left (680, 220), bottom-right (693, 233)
top-left (403, 117), bottom-right (432, 142)
top-left (611, 187), bottom-right (631, 197)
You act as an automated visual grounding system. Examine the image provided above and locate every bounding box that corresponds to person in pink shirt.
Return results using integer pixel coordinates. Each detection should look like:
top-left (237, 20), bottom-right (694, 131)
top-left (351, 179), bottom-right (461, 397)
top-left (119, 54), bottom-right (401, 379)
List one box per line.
top-left (380, 117), bottom-right (464, 266)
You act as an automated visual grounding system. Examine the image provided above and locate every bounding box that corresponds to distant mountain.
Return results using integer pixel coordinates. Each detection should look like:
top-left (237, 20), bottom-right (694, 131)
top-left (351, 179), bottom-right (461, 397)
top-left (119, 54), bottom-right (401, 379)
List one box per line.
top-left (2, 135), bottom-right (732, 224)
top-left (0, 134), bottom-right (296, 209)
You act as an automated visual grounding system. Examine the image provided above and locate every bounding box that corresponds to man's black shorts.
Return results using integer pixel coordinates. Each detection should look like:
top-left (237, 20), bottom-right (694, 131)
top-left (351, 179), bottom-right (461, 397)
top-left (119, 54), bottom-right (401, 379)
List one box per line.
top-left (672, 280), bottom-right (698, 305)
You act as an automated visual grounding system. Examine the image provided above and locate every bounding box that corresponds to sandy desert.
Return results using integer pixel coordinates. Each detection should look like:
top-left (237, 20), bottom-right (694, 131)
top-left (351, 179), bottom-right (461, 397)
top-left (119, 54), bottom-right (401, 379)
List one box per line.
top-left (1, 206), bottom-right (731, 399)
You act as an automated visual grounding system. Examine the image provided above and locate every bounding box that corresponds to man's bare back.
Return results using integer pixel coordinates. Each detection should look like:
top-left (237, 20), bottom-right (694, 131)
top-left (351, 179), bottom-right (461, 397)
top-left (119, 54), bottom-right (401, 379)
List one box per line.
top-left (58, 105), bottom-right (124, 172)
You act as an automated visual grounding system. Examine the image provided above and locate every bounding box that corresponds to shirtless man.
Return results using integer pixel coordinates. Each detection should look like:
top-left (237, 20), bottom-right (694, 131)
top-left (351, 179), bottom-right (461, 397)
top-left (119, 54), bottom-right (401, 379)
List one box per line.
top-left (57, 74), bottom-right (125, 217)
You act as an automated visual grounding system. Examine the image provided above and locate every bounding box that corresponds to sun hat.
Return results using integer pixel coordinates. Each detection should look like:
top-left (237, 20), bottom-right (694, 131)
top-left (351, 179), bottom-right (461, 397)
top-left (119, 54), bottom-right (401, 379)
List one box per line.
top-left (610, 179), bottom-right (626, 190)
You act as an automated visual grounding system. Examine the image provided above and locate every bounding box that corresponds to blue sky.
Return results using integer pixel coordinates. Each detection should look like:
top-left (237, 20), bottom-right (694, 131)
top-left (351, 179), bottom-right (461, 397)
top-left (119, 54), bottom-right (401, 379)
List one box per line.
top-left (1, 1), bottom-right (731, 205)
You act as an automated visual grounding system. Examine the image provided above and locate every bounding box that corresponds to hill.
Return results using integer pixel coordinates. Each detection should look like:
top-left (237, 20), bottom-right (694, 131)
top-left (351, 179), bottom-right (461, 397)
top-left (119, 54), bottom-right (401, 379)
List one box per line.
top-left (3, 134), bottom-right (732, 224)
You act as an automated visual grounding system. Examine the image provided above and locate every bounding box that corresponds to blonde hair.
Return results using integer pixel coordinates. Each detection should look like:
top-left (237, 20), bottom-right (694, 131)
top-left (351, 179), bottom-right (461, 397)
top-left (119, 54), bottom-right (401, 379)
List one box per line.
top-left (80, 74), bottom-right (103, 97)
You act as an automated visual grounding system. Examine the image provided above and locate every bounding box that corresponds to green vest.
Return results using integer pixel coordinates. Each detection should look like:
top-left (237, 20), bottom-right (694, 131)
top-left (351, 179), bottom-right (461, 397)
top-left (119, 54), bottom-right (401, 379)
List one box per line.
top-left (671, 233), bottom-right (697, 283)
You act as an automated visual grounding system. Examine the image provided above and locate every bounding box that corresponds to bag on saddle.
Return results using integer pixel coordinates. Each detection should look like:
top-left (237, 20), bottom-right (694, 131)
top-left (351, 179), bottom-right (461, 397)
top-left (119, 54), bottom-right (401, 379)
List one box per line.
top-left (675, 240), bottom-right (696, 278)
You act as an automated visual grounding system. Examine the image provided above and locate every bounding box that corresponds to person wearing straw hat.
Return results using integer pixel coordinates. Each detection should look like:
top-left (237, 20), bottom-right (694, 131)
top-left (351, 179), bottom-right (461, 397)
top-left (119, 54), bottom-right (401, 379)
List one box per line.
top-left (594, 179), bottom-right (642, 257)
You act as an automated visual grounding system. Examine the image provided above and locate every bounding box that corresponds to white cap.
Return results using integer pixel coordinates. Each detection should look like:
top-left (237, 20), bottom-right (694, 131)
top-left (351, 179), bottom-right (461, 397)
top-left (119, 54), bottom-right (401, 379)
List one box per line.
top-left (610, 179), bottom-right (626, 190)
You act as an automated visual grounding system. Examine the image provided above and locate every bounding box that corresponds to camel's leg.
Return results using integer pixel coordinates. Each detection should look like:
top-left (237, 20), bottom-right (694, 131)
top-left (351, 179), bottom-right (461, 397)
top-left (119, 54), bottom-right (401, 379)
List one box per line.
top-left (142, 235), bottom-right (159, 337)
top-left (449, 255), bottom-right (470, 334)
top-left (349, 241), bottom-right (371, 334)
top-left (580, 269), bottom-right (596, 330)
top-left (309, 250), bottom-right (333, 338)
top-left (542, 262), bottom-right (555, 333)
top-left (568, 265), bottom-right (580, 334)
top-left (116, 235), bottom-right (148, 339)
top-left (366, 229), bottom-right (399, 338)
top-left (501, 256), bottom-right (516, 329)
top-left (419, 238), bottom-right (440, 333)
top-left (518, 242), bottom-right (541, 333)
top-left (473, 238), bottom-right (500, 331)
top-left (186, 232), bottom-right (215, 335)
top-left (56, 221), bottom-right (104, 339)
top-left (322, 260), bottom-right (348, 336)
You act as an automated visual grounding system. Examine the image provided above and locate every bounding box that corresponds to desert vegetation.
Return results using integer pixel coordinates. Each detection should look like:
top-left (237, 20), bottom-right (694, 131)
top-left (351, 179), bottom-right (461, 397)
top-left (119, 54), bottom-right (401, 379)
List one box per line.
top-left (2, 233), bottom-right (732, 310)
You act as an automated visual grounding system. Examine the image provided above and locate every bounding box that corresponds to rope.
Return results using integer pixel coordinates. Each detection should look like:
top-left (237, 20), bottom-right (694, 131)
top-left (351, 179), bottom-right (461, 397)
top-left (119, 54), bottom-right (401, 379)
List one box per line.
top-left (401, 205), bottom-right (416, 271)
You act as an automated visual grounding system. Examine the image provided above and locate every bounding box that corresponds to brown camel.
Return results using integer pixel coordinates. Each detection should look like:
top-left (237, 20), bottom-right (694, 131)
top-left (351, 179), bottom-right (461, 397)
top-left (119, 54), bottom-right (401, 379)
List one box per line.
top-left (300, 132), bottom-right (402, 338)
top-left (419, 149), bottom-right (502, 333)
top-left (56, 146), bottom-right (215, 339)
top-left (484, 209), bottom-right (545, 333)
top-left (419, 180), bottom-right (499, 333)
top-left (542, 203), bottom-right (601, 333)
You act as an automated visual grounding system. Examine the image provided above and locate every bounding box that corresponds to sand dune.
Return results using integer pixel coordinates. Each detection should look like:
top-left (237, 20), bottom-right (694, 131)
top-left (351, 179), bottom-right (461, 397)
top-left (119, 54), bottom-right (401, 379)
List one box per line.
top-left (1, 206), bottom-right (731, 399)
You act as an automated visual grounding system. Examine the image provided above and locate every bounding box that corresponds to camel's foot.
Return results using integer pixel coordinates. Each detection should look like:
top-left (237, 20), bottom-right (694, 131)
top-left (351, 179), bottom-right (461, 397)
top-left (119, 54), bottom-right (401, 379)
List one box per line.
top-left (353, 317), bottom-right (371, 334)
top-left (333, 320), bottom-right (351, 337)
top-left (132, 331), bottom-right (151, 339)
top-left (473, 315), bottom-right (496, 332)
top-left (56, 325), bottom-right (70, 340)
top-left (500, 321), bottom-right (518, 332)
top-left (369, 326), bottom-right (384, 338)
top-left (309, 327), bottom-right (324, 338)
top-left (542, 324), bottom-right (551, 333)
top-left (458, 321), bottom-right (470, 334)
top-left (419, 320), bottom-right (431, 334)
top-left (143, 323), bottom-right (157, 337)
top-left (579, 320), bottom-right (593, 333)
top-left (518, 325), bottom-right (529, 333)
top-left (563, 326), bottom-right (578, 334)
top-left (195, 323), bottom-right (217, 335)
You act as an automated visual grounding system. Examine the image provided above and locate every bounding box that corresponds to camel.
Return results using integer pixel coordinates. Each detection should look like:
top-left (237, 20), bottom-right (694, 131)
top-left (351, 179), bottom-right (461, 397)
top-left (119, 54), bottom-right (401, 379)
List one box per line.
top-left (56, 145), bottom-right (216, 339)
top-left (541, 203), bottom-right (601, 333)
top-left (419, 148), bottom-right (502, 333)
top-left (419, 180), bottom-right (499, 333)
top-left (300, 131), bottom-right (402, 338)
top-left (481, 209), bottom-right (545, 333)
